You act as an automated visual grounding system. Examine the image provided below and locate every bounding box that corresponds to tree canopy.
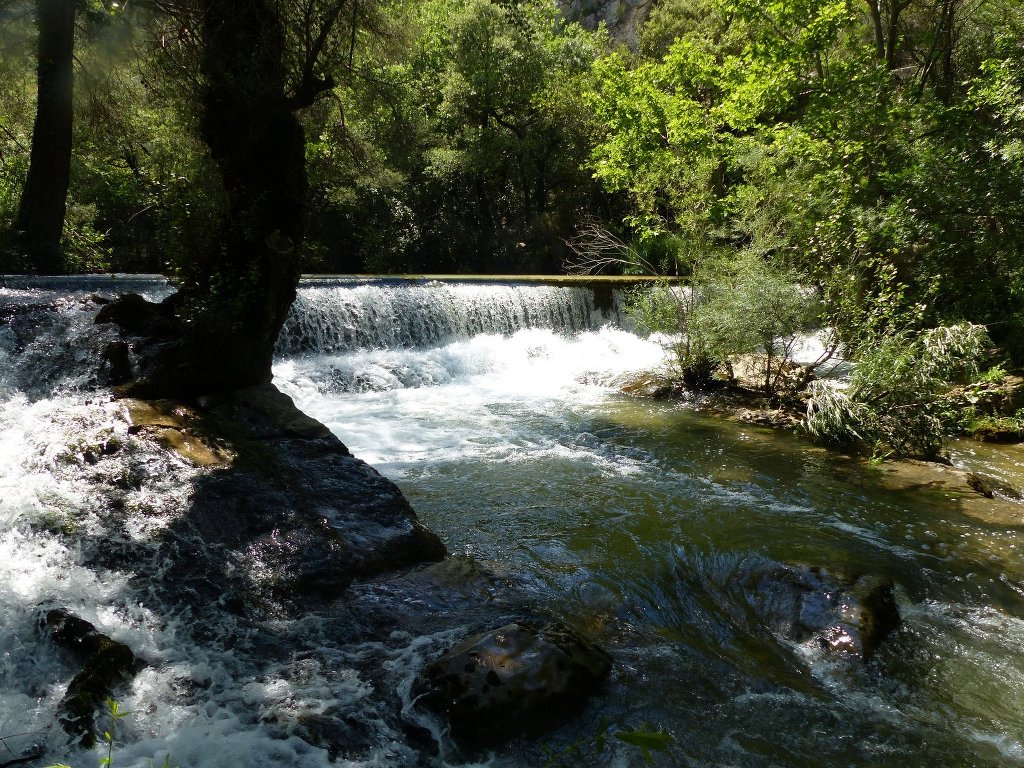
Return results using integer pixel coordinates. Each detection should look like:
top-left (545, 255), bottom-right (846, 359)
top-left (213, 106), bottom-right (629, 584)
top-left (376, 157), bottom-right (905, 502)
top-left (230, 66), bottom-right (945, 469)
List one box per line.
top-left (1, 0), bottom-right (1023, 385)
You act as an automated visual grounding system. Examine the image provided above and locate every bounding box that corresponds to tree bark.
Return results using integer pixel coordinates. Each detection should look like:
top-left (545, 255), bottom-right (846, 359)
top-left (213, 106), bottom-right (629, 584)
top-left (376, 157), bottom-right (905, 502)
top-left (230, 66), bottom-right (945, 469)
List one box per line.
top-left (866, 0), bottom-right (886, 61)
top-left (100, 0), bottom-right (308, 397)
top-left (15, 0), bottom-right (75, 274)
top-left (187, 0), bottom-right (306, 390)
top-left (864, 0), bottom-right (911, 70)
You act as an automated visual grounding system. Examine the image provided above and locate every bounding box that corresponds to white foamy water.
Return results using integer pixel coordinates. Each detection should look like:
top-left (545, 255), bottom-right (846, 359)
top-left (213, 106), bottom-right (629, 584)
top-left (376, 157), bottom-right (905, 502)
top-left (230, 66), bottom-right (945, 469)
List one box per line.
top-left (270, 282), bottom-right (1024, 768)
top-left (0, 285), bottom-right (445, 768)
top-left (0, 390), bottom-right (361, 768)
top-left (8, 278), bottom-right (1024, 768)
top-left (274, 326), bottom-right (668, 472)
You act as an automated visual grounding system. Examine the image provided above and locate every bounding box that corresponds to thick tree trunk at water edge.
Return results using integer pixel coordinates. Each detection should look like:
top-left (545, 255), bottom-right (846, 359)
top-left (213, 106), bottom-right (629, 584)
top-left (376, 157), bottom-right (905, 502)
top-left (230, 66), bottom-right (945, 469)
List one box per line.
top-left (15, 0), bottom-right (75, 273)
top-left (184, 0), bottom-right (306, 390)
top-left (97, 0), bottom-right (306, 397)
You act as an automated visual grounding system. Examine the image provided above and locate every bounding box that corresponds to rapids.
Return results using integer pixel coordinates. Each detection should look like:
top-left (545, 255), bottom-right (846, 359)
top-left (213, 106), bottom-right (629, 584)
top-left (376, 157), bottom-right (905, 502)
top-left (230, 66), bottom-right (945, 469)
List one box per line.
top-left (2, 277), bottom-right (1024, 767)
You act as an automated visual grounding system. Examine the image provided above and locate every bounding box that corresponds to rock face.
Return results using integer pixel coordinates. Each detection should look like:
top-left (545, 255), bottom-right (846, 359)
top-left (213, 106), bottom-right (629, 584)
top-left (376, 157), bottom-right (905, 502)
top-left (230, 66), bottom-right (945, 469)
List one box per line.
top-left (416, 621), bottom-right (612, 747)
top-left (556, 0), bottom-right (654, 47)
top-left (746, 567), bottom-right (901, 661)
top-left (43, 610), bottom-right (139, 746)
top-left (135, 384), bottom-right (447, 613)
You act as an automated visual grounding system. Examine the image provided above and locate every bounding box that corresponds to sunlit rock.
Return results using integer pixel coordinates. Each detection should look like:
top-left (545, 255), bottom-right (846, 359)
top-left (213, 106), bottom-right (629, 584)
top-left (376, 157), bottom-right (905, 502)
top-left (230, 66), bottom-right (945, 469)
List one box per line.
top-left (745, 566), bottom-right (901, 662)
top-left (415, 621), bottom-right (611, 747)
top-left (617, 371), bottom-right (681, 398)
top-left (122, 398), bottom-right (233, 467)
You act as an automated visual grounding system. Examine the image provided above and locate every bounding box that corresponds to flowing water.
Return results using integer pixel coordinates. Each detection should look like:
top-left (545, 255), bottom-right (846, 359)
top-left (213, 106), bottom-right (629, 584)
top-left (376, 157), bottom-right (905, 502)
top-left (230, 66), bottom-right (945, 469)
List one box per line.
top-left (4, 277), bottom-right (1024, 767)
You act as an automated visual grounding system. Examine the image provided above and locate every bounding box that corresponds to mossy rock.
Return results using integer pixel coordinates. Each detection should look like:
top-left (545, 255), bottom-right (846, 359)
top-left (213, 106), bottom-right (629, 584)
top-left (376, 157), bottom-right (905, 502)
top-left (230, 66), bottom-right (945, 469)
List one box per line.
top-left (745, 566), bottom-right (901, 662)
top-left (43, 610), bottom-right (139, 747)
top-left (967, 417), bottom-right (1024, 444)
top-left (122, 398), bottom-right (234, 466)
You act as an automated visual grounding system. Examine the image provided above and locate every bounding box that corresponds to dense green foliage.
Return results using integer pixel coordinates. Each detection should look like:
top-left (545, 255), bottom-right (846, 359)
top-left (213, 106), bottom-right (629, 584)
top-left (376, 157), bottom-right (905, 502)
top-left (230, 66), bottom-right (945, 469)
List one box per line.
top-left (586, 0), bottom-right (1024, 358)
top-left (1, 3), bottom-right (220, 273)
top-left (2, 0), bottom-right (1023, 374)
top-left (2, 0), bottom-right (612, 274)
top-left (301, 0), bottom-right (607, 272)
top-left (805, 323), bottom-right (992, 459)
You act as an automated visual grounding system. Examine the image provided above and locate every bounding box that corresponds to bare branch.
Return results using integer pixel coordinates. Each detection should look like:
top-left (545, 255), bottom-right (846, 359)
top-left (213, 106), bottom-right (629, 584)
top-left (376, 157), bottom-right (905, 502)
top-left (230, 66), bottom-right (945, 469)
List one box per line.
top-left (563, 219), bottom-right (660, 275)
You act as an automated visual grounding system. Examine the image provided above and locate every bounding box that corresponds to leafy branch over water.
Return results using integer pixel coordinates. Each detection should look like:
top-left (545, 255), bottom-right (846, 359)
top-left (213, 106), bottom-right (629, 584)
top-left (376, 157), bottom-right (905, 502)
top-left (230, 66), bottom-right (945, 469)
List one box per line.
top-left (805, 322), bottom-right (993, 459)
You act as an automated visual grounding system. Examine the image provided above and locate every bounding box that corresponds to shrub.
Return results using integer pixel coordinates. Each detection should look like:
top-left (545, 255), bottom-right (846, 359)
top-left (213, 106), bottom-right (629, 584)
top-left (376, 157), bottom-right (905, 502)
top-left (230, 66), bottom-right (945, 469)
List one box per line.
top-left (627, 251), bottom-right (820, 393)
top-left (804, 322), bottom-right (992, 459)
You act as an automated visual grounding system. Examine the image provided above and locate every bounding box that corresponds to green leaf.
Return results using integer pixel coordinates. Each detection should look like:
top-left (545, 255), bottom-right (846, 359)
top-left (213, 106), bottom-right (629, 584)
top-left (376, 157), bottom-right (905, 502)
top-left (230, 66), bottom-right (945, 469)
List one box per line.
top-left (615, 724), bottom-right (674, 759)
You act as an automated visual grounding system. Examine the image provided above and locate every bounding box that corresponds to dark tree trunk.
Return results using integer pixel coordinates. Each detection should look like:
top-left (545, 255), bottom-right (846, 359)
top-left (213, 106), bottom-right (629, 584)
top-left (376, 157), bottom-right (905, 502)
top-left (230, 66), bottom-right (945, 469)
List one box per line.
top-left (186, 0), bottom-right (306, 389)
top-left (864, 0), bottom-right (910, 71)
top-left (98, 0), bottom-right (308, 397)
top-left (15, 0), bottom-right (75, 274)
top-left (866, 0), bottom-right (886, 61)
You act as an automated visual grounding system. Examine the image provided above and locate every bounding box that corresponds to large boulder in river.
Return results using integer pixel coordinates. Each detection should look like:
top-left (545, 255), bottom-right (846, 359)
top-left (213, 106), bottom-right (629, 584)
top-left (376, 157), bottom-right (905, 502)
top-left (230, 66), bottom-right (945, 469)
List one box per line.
top-left (745, 566), bottom-right (901, 661)
top-left (416, 621), bottom-right (611, 746)
top-left (120, 384), bottom-right (446, 615)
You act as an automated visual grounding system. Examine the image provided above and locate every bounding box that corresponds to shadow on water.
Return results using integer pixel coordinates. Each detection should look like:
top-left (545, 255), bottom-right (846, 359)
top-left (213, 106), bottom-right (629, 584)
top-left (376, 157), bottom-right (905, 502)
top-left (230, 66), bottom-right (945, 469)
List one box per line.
top-left (6, 281), bottom-right (1024, 766)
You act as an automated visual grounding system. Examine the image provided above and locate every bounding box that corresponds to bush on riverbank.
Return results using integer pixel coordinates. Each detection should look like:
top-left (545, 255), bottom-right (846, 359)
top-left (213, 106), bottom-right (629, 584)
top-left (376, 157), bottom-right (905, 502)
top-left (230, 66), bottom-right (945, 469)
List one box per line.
top-left (626, 251), bottom-right (820, 395)
top-left (804, 323), bottom-right (993, 460)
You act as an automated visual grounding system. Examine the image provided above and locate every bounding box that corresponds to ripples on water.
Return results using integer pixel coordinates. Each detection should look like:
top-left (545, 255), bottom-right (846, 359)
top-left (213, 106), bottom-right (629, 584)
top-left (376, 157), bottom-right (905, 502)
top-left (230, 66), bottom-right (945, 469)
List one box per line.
top-left (275, 283), bottom-right (1024, 767)
top-left (4, 279), bottom-right (1024, 766)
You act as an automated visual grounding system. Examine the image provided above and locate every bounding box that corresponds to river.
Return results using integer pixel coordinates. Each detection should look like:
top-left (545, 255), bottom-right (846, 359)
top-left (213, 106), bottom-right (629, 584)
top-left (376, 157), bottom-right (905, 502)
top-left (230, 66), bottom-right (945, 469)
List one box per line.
top-left (2, 277), bottom-right (1024, 766)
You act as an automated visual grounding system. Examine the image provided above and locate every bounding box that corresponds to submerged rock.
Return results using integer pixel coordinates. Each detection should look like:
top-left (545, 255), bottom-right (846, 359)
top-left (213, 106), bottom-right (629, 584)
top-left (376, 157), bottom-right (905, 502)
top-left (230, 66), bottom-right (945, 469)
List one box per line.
top-left (617, 371), bottom-right (683, 399)
top-left (965, 472), bottom-right (1023, 501)
top-left (42, 609), bottom-right (138, 746)
top-left (875, 459), bottom-right (1024, 525)
top-left (415, 621), bottom-right (611, 747)
top-left (746, 566), bottom-right (901, 661)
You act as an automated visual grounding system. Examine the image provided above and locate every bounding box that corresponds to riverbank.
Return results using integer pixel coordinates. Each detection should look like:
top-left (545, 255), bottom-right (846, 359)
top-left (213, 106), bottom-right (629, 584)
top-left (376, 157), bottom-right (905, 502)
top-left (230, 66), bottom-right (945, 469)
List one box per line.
top-left (616, 368), bottom-right (1024, 527)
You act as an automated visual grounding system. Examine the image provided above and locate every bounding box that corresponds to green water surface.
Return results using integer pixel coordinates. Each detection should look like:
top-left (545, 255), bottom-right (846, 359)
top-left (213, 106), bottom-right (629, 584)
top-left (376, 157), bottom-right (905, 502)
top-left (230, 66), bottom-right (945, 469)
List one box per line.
top-left (391, 396), bottom-right (1024, 767)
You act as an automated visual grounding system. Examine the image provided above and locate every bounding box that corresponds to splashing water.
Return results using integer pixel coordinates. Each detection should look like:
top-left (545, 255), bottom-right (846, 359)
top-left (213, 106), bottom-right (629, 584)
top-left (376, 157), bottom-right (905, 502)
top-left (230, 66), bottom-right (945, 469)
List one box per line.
top-left (274, 279), bottom-right (1024, 767)
top-left (5, 278), bottom-right (1024, 767)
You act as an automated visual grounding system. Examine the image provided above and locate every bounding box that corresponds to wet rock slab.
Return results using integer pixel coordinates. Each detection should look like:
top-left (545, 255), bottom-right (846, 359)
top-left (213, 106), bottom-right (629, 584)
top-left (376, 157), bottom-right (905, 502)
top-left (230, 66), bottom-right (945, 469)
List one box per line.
top-left (126, 384), bottom-right (446, 614)
top-left (872, 459), bottom-right (1024, 526)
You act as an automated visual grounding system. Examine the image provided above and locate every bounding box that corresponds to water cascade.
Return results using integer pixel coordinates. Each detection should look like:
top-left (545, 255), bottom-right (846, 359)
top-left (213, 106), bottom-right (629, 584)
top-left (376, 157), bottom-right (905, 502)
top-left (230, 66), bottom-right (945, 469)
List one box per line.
top-left (3, 277), bottom-right (1024, 767)
top-left (275, 278), bottom-right (626, 355)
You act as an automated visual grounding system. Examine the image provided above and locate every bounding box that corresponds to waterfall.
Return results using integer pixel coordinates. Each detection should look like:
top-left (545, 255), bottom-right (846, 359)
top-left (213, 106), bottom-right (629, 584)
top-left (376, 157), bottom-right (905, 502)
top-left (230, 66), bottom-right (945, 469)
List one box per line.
top-left (275, 279), bottom-right (626, 356)
top-left (0, 277), bottom-right (632, 395)
top-left (0, 278), bottom-right (171, 398)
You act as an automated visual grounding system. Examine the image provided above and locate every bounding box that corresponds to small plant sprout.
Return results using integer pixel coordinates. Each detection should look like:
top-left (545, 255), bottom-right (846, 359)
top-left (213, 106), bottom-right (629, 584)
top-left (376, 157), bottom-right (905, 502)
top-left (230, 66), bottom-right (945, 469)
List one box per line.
top-left (100, 697), bottom-right (130, 768)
